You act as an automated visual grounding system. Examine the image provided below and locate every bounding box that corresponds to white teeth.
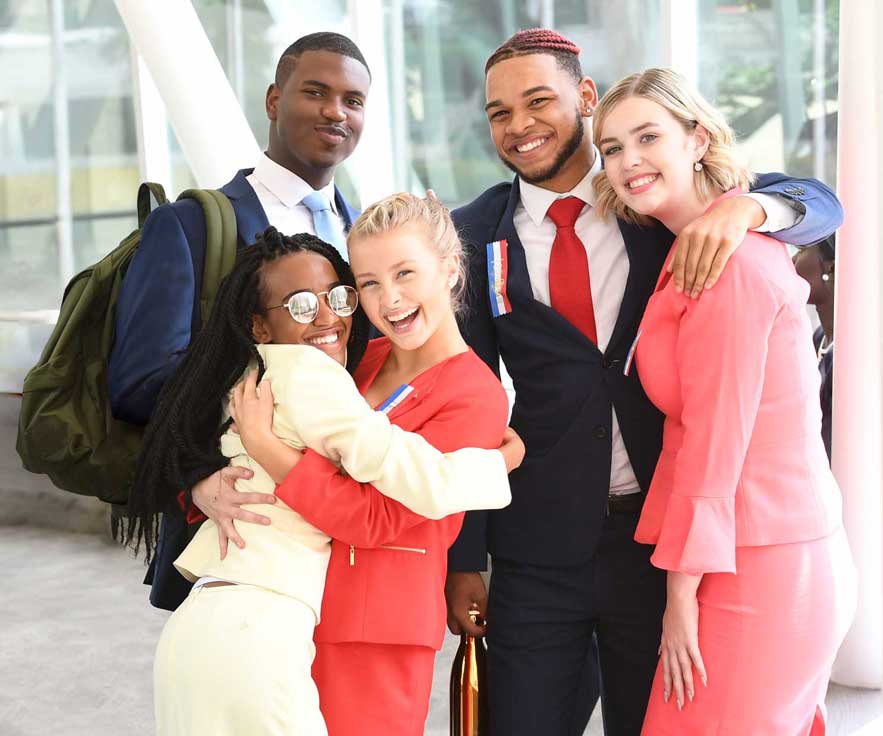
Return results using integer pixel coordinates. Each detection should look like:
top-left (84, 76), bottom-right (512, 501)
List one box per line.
top-left (307, 333), bottom-right (339, 345)
top-left (516, 137), bottom-right (547, 153)
top-left (629, 174), bottom-right (658, 189)
top-left (387, 307), bottom-right (418, 323)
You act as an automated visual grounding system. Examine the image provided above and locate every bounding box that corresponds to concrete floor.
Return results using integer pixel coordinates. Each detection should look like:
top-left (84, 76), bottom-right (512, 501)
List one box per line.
top-left (2, 525), bottom-right (879, 735)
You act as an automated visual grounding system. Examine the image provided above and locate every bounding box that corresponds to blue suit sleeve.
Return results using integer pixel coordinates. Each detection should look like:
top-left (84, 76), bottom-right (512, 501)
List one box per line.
top-left (108, 204), bottom-right (197, 425)
top-left (448, 231), bottom-right (501, 572)
top-left (749, 172), bottom-right (842, 246)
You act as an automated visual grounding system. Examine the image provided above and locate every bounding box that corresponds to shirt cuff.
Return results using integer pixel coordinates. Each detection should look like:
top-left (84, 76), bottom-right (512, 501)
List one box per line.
top-left (742, 192), bottom-right (804, 233)
top-left (177, 489), bottom-right (208, 525)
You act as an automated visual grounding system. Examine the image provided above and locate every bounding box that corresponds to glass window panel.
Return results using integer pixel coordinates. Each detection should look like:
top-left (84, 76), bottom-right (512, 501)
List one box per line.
top-left (72, 214), bottom-right (138, 272)
top-left (0, 223), bottom-right (60, 311)
top-left (698, 0), bottom-right (839, 186)
top-left (0, 0), bottom-right (138, 389)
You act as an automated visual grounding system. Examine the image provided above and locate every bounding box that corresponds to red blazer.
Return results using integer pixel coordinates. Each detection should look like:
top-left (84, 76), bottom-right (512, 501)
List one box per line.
top-left (275, 338), bottom-right (508, 650)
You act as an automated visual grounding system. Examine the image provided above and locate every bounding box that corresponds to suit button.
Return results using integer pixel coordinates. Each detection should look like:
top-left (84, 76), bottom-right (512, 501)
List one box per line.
top-left (601, 356), bottom-right (612, 369)
top-left (592, 426), bottom-right (609, 440)
top-left (783, 185), bottom-right (805, 196)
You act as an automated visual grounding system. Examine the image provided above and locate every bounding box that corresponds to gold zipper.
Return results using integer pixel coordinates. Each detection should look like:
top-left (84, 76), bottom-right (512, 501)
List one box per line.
top-left (348, 544), bottom-right (427, 566)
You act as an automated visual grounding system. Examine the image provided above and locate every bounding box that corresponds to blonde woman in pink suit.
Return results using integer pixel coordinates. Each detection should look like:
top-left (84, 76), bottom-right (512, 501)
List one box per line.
top-left (592, 68), bottom-right (857, 736)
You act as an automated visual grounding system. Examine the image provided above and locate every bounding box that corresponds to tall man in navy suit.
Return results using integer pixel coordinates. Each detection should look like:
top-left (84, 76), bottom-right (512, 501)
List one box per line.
top-left (444, 29), bottom-right (843, 736)
top-left (109, 32), bottom-right (371, 611)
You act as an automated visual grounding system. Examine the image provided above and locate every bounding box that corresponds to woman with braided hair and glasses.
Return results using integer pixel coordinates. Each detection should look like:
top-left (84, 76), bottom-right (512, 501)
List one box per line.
top-left (125, 224), bottom-right (519, 735)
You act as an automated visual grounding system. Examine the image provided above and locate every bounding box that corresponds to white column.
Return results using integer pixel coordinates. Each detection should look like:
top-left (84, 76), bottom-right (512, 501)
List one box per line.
top-left (830, 0), bottom-right (883, 689)
top-left (49, 0), bottom-right (74, 284)
top-left (660, 0), bottom-right (698, 84)
top-left (130, 50), bottom-right (172, 191)
top-left (348, 0), bottom-right (398, 205)
top-left (812, 0), bottom-right (827, 182)
top-left (113, 0), bottom-right (260, 188)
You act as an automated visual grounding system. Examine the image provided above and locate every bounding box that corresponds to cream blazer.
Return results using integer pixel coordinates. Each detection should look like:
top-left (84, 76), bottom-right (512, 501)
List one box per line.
top-left (175, 344), bottom-right (510, 618)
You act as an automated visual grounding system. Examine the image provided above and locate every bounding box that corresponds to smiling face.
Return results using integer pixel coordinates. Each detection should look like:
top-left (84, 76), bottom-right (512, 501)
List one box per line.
top-left (597, 95), bottom-right (709, 223)
top-left (251, 251), bottom-right (352, 365)
top-left (349, 224), bottom-right (459, 352)
top-left (485, 53), bottom-right (596, 192)
top-left (266, 50), bottom-right (370, 187)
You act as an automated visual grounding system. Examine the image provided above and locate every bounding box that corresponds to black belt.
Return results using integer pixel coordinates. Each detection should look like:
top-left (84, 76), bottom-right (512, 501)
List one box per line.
top-left (607, 492), bottom-right (644, 515)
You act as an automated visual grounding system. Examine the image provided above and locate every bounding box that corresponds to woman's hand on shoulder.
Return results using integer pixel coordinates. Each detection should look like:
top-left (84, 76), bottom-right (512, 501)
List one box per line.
top-left (191, 467), bottom-right (275, 559)
top-left (669, 195), bottom-right (764, 298)
top-left (499, 427), bottom-right (525, 473)
top-left (229, 370), bottom-right (277, 455)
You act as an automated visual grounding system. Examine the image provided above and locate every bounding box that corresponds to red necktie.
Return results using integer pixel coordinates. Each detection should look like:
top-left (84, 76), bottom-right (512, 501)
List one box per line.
top-left (547, 196), bottom-right (598, 344)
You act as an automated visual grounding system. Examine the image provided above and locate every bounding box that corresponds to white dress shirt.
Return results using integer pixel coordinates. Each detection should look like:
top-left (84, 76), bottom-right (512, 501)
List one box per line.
top-left (245, 153), bottom-right (347, 244)
top-left (512, 148), bottom-right (800, 495)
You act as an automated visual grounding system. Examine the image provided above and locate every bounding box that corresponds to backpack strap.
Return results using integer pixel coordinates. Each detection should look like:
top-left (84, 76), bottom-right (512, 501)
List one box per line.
top-left (136, 182), bottom-right (169, 227)
top-left (178, 189), bottom-right (238, 327)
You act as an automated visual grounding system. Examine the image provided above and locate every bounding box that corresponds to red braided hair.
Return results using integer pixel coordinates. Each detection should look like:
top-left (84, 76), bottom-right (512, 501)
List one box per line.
top-left (485, 28), bottom-right (582, 76)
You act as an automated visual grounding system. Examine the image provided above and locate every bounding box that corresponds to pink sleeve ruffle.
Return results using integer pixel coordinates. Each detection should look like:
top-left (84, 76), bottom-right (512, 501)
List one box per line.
top-left (650, 493), bottom-right (736, 575)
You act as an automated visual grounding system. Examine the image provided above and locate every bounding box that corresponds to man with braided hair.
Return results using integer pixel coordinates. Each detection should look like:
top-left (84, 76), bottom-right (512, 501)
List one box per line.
top-left (109, 32), bottom-right (371, 611)
top-left (445, 28), bottom-right (843, 735)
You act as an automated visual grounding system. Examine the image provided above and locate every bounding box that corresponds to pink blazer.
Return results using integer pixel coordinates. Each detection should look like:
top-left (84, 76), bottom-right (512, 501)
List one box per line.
top-left (633, 193), bottom-right (842, 575)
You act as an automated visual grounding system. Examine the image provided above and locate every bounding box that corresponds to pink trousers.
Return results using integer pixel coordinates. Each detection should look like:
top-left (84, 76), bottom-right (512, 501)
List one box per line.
top-left (312, 641), bottom-right (436, 736)
top-left (642, 528), bottom-right (857, 736)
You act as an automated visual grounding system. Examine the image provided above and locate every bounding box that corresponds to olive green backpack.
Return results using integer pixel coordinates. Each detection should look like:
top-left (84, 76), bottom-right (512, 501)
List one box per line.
top-left (16, 183), bottom-right (238, 505)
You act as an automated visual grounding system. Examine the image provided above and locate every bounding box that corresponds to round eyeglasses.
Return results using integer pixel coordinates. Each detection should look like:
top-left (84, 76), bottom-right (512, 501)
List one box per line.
top-left (267, 285), bottom-right (359, 324)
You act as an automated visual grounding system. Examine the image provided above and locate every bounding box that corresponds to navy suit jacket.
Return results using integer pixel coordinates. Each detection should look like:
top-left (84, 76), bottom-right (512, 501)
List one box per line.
top-left (108, 168), bottom-right (358, 610)
top-left (109, 168), bottom-right (358, 426)
top-left (448, 173), bottom-right (843, 572)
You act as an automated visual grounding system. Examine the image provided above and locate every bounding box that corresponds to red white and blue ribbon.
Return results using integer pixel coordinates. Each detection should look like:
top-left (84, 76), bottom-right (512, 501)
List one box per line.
top-left (377, 384), bottom-right (416, 414)
top-left (624, 330), bottom-right (642, 376)
top-left (486, 239), bottom-right (512, 317)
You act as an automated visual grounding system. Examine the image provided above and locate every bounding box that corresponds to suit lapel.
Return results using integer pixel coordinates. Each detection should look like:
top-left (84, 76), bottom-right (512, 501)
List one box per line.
top-left (490, 179), bottom-right (534, 309)
top-left (606, 219), bottom-right (673, 354)
top-left (219, 169), bottom-right (270, 248)
top-left (493, 178), bottom-right (601, 350)
top-left (334, 186), bottom-right (360, 231)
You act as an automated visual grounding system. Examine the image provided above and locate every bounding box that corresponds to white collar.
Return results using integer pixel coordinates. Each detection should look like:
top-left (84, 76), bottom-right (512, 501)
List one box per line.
top-left (252, 153), bottom-right (338, 214)
top-left (518, 145), bottom-right (604, 227)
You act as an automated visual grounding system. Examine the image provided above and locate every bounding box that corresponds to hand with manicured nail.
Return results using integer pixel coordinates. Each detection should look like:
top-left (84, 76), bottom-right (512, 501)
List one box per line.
top-left (659, 571), bottom-right (707, 710)
top-left (191, 466), bottom-right (274, 560)
top-left (667, 195), bottom-right (766, 298)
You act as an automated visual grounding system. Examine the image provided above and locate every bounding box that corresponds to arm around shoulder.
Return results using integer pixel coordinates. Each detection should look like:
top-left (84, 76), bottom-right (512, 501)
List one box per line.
top-left (750, 172), bottom-right (842, 246)
top-left (273, 346), bottom-right (511, 519)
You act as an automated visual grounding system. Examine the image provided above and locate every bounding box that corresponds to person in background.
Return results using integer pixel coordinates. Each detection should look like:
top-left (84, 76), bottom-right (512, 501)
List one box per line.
top-left (593, 67), bottom-right (855, 736)
top-left (794, 234), bottom-right (836, 461)
top-left (109, 32), bottom-right (372, 610)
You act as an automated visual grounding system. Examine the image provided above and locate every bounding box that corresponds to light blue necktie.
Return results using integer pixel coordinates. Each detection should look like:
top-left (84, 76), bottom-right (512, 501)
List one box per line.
top-left (302, 191), bottom-right (347, 260)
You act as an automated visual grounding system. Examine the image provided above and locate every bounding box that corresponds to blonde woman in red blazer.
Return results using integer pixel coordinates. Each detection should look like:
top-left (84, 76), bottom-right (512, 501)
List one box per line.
top-left (230, 193), bottom-right (509, 736)
top-left (592, 69), bottom-right (857, 735)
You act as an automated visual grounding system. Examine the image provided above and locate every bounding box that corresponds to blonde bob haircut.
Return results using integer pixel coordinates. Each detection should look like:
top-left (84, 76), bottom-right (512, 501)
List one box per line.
top-left (592, 67), bottom-right (754, 225)
top-left (347, 192), bottom-right (468, 315)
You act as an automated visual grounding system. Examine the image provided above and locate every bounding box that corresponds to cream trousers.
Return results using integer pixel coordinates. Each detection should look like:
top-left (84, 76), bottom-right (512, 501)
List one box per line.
top-left (154, 583), bottom-right (327, 735)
